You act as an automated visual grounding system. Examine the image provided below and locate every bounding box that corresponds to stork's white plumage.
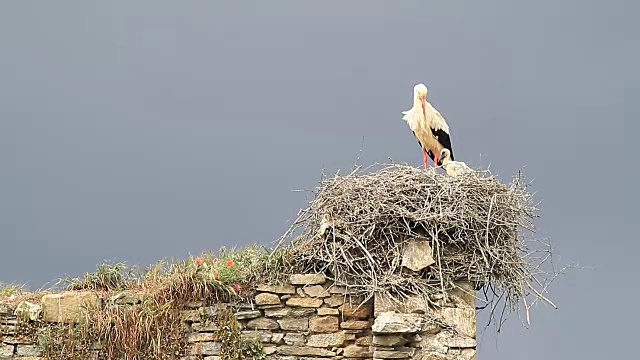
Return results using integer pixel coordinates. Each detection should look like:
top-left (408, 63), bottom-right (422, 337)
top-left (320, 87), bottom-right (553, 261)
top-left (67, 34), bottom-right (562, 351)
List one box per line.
top-left (439, 148), bottom-right (472, 177)
top-left (402, 83), bottom-right (455, 169)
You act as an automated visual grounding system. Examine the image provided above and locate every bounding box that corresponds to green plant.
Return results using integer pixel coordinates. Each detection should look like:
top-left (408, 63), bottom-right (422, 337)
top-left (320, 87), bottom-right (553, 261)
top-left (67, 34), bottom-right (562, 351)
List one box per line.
top-left (215, 305), bottom-right (265, 360)
top-left (0, 282), bottom-right (25, 297)
top-left (57, 261), bottom-right (135, 291)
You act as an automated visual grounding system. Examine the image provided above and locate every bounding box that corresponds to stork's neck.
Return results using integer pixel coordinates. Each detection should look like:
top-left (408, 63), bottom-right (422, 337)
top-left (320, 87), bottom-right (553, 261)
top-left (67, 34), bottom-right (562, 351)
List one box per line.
top-left (413, 96), bottom-right (423, 109)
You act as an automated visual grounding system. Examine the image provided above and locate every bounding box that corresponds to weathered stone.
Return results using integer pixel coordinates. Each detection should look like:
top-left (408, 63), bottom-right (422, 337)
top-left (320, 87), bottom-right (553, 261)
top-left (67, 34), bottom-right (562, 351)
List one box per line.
top-left (13, 301), bottom-right (42, 322)
top-left (343, 344), bottom-right (373, 358)
top-left (374, 348), bottom-right (415, 359)
top-left (0, 344), bottom-right (14, 357)
top-left (323, 295), bottom-right (345, 307)
top-left (245, 317), bottom-right (279, 330)
top-left (234, 310), bottom-right (262, 319)
top-left (307, 332), bottom-right (346, 347)
top-left (461, 348), bottom-right (477, 359)
top-left (291, 308), bottom-right (317, 317)
top-left (286, 297), bottom-right (323, 308)
top-left (1, 324), bottom-right (15, 335)
top-left (374, 292), bottom-right (428, 316)
top-left (277, 318), bottom-right (309, 331)
top-left (191, 322), bottom-right (219, 332)
top-left (290, 274), bottom-right (326, 285)
top-left (435, 307), bottom-right (476, 337)
top-left (372, 312), bottom-right (423, 334)
top-left (181, 309), bottom-right (202, 322)
top-left (401, 239), bottom-right (435, 271)
top-left (264, 307), bottom-right (290, 317)
top-left (280, 294), bottom-right (292, 301)
top-left (417, 355), bottom-right (448, 360)
top-left (422, 321), bottom-right (442, 334)
top-left (328, 285), bottom-right (350, 294)
top-left (1, 336), bottom-right (33, 345)
top-left (339, 303), bottom-right (371, 319)
top-left (188, 342), bottom-right (221, 356)
top-left (317, 307), bottom-right (339, 316)
top-left (344, 333), bottom-right (357, 341)
top-left (277, 345), bottom-right (336, 357)
top-left (271, 333), bottom-right (285, 344)
top-left (184, 300), bottom-right (204, 308)
top-left (15, 344), bottom-right (40, 357)
top-left (354, 335), bottom-right (373, 346)
top-left (373, 334), bottom-right (408, 346)
top-left (187, 332), bottom-right (216, 342)
top-left (309, 316), bottom-right (339, 333)
top-left (420, 334), bottom-right (456, 355)
top-left (263, 346), bottom-right (277, 355)
top-left (302, 285), bottom-right (330, 298)
top-left (109, 291), bottom-right (144, 305)
top-left (451, 281), bottom-right (476, 307)
top-left (198, 306), bottom-right (219, 318)
top-left (256, 284), bottom-right (296, 294)
top-left (376, 345), bottom-right (395, 350)
top-left (340, 320), bottom-right (371, 330)
top-left (241, 330), bottom-right (272, 343)
top-left (0, 302), bottom-right (10, 315)
top-left (255, 293), bottom-right (281, 306)
top-left (435, 331), bottom-right (477, 348)
top-left (283, 333), bottom-right (306, 346)
top-left (0, 317), bottom-right (17, 325)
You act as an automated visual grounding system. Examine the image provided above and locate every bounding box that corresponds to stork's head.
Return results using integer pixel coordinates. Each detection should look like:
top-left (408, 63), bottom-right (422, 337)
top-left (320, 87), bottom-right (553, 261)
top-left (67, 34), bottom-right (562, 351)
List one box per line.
top-left (414, 83), bottom-right (428, 108)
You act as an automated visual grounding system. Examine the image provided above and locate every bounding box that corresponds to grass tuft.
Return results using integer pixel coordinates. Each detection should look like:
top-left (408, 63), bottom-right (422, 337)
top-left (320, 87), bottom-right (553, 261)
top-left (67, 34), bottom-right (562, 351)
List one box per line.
top-left (57, 261), bottom-right (134, 291)
top-left (0, 282), bottom-right (26, 297)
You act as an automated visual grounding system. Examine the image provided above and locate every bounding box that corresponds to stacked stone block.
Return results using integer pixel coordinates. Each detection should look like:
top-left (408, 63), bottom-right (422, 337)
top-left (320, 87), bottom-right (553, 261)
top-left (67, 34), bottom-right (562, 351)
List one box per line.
top-left (0, 274), bottom-right (477, 359)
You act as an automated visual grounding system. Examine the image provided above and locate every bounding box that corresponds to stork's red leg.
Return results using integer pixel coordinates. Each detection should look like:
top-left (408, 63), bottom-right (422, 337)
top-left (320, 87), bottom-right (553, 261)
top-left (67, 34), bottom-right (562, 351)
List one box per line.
top-left (434, 153), bottom-right (439, 173)
top-left (422, 148), bottom-right (428, 169)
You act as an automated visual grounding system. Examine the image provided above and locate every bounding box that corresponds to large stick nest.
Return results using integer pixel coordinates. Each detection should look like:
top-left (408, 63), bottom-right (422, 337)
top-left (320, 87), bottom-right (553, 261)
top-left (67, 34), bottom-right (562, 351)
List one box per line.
top-left (276, 163), bottom-right (556, 325)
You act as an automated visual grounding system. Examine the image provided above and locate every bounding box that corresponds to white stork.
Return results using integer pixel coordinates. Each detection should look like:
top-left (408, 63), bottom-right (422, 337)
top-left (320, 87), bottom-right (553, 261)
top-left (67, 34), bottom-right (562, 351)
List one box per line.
top-left (401, 83), bottom-right (455, 169)
top-left (439, 148), bottom-right (472, 177)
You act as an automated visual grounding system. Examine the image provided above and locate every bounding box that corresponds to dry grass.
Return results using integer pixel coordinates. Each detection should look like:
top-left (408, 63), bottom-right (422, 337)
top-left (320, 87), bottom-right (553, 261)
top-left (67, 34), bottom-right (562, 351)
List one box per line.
top-left (274, 163), bottom-right (558, 329)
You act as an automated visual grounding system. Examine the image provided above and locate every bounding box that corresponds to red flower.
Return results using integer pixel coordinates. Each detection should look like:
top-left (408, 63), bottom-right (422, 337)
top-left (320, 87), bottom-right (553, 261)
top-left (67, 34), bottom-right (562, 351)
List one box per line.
top-left (225, 259), bottom-right (234, 267)
top-left (214, 273), bottom-right (219, 279)
top-left (194, 257), bottom-right (202, 266)
top-left (233, 284), bottom-right (241, 291)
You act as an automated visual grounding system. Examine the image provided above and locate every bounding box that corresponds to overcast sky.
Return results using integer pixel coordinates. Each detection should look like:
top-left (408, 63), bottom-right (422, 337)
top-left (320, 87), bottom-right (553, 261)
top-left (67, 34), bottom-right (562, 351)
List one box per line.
top-left (0, 1), bottom-right (635, 359)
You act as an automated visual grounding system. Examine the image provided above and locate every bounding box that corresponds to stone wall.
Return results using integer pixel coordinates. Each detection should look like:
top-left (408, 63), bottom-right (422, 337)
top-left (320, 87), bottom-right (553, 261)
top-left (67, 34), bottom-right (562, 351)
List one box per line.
top-left (1, 273), bottom-right (476, 359)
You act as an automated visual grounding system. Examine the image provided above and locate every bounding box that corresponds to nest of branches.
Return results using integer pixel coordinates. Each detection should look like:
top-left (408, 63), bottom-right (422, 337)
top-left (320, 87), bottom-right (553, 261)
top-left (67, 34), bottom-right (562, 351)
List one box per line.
top-left (276, 163), bottom-right (556, 326)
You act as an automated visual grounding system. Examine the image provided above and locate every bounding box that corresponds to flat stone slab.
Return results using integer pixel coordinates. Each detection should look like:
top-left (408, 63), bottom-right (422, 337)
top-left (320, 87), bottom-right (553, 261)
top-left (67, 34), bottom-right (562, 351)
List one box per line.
top-left (41, 291), bottom-right (100, 323)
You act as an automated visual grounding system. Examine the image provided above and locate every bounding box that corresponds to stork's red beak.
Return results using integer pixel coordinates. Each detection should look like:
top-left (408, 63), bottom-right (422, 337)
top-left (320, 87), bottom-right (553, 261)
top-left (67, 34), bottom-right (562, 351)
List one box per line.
top-left (420, 97), bottom-right (426, 109)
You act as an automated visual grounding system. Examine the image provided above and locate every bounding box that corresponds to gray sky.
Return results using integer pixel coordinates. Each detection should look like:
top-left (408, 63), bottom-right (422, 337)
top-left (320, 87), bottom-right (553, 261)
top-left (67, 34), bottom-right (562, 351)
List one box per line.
top-left (0, 1), bottom-right (635, 359)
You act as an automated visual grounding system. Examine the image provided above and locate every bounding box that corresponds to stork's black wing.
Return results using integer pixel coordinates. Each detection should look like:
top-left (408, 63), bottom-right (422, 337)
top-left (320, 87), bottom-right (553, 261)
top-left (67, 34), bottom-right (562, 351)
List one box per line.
top-left (430, 128), bottom-right (454, 163)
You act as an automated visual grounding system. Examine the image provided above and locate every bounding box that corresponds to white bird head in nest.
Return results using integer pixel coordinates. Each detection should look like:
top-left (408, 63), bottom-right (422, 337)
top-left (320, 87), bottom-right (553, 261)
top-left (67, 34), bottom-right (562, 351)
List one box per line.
top-left (440, 148), bottom-right (472, 177)
top-left (440, 148), bottom-right (453, 165)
